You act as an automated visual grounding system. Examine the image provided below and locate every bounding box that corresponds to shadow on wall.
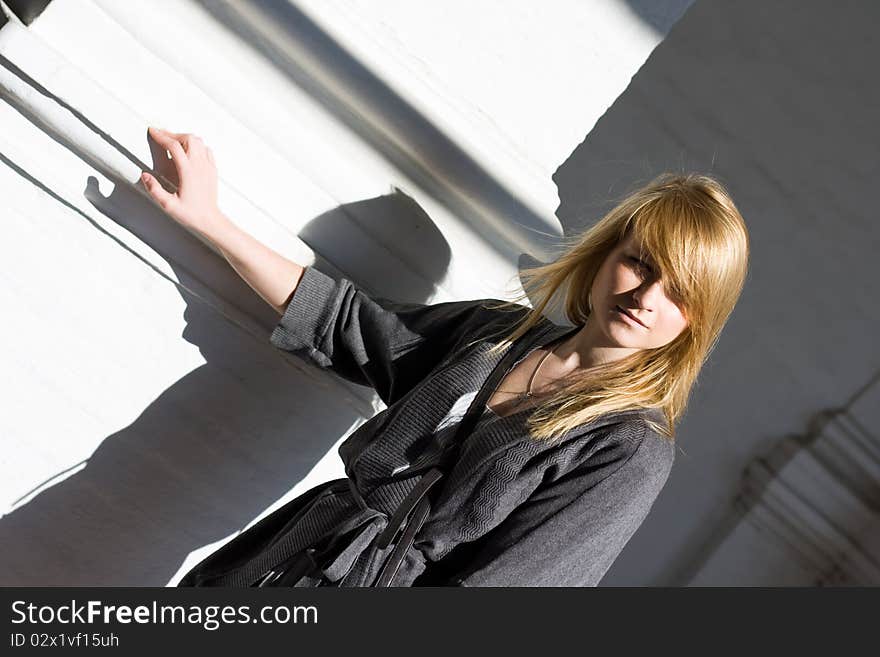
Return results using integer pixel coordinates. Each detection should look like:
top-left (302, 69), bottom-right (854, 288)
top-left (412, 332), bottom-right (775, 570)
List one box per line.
top-left (195, 0), bottom-right (558, 262)
top-left (554, 0), bottom-right (880, 585)
top-left (0, 142), bottom-right (451, 585)
top-left (624, 0), bottom-right (697, 36)
top-left (5, 0), bottom-right (876, 588)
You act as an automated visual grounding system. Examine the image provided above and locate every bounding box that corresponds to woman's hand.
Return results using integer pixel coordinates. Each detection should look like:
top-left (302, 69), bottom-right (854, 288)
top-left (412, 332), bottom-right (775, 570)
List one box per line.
top-left (140, 126), bottom-right (227, 239)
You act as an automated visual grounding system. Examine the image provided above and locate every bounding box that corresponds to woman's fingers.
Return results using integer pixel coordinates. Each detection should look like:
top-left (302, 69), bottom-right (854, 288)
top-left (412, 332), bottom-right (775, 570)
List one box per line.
top-left (148, 126), bottom-right (190, 178)
top-left (154, 128), bottom-right (205, 156)
top-left (140, 171), bottom-right (178, 212)
top-left (141, 126), bottom-right (221, 237)
top-left (146, 130), bottom-right (180, 187)
top-left (147, 127), bottom-right (205, 161)
top-left (148, 125), bottom-right (187, 153)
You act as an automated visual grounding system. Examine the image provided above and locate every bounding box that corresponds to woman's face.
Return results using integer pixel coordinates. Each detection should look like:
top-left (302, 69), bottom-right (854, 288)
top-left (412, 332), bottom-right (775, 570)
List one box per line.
top-left (590, 232), bottom-right (689, 349)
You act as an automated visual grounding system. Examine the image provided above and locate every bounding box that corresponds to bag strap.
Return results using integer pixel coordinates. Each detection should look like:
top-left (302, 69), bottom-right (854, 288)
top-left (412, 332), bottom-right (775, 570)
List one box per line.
top-left (375, 466), bottom-right (444, 549)
top-left (372, 321), bottom-right (555, 586)
top-left (439, 320), bottom-right (555, 468)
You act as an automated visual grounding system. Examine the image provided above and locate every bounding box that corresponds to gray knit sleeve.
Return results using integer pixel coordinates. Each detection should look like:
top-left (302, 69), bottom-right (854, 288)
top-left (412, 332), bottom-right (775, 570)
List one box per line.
top-left (450, 429), bottom-right (675, 587)
top-left (269, 265), bottom-right (522, 406)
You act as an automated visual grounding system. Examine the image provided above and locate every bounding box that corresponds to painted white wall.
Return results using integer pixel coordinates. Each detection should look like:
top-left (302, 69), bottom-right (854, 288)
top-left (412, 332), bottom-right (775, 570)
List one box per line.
top-left (1, 0), bottom-right (676, 585)
top-left (688, 381), bottom-right (880, 586)
top-left (292, 0), bottom-right (669, 219)
top-left (19, 0), bottom-right (875, 589)
top-left (8, 0), bottom-right (876, 589)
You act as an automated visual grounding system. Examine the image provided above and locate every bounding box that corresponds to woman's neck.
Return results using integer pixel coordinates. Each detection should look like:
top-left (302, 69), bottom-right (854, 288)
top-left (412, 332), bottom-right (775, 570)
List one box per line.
top-left (553, 319), bottom-right (641, 374)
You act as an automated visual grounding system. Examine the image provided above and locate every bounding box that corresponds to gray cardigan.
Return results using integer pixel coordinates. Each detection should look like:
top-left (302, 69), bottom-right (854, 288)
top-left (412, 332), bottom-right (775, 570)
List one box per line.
top-left (179, 265), bottom-right (675, 587)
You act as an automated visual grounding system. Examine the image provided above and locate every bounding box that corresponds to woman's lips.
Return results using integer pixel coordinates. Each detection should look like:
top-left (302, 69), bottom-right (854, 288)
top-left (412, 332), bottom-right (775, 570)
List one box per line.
top-left (615, 305), bottom-right (646, 328)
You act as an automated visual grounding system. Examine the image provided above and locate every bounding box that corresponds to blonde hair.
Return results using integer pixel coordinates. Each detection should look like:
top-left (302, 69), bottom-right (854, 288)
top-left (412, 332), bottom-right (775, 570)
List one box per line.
top-left (471, 172), bottom-right (750, 444)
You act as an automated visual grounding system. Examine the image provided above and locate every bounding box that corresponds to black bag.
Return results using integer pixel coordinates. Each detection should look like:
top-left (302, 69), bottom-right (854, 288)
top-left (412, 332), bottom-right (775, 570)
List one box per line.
top-left (178, 324), bottom-right (547, 587)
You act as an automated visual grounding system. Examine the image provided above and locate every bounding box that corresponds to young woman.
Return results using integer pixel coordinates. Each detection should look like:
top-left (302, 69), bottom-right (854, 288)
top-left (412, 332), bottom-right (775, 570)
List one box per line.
top-left (141, 127), bottom-right (749, 587)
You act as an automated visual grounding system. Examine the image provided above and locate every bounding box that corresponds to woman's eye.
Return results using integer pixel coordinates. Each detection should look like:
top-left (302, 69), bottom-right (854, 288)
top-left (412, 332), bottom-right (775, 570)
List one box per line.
top-left (627, 256), bottom-right (651, 274)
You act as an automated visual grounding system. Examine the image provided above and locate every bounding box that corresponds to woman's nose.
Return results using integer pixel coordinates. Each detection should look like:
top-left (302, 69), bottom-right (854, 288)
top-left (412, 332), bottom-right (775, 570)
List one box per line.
top-left (632, 278), bottom-right (663, 309)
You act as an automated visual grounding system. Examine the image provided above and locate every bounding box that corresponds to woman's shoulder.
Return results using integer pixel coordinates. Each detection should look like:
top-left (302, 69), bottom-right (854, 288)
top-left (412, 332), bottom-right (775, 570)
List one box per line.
top-left (600, 410), bottom-right (676, 491)
top-left (525, 411), bottom-right (674, 513)
top-left (610, 407), bottom-right (674, 461)
top-left (549, 408), bottom-right (675, 484)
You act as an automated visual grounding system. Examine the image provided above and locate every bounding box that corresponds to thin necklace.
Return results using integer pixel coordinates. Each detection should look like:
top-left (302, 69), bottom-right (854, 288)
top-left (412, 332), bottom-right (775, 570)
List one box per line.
top-left (495, 338), bottom-right (565, 402)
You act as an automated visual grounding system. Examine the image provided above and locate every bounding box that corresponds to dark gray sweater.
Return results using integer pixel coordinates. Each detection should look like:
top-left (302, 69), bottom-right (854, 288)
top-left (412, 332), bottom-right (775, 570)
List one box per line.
top-left (179, 265), bottom-right (675, 587)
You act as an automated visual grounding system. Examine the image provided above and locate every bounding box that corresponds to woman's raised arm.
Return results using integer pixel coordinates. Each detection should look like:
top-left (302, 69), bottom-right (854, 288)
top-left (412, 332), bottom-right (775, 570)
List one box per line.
top-left (206, 219), bottom-right (305, 317)
top-left (140, 126), bottom-right (305, 316)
